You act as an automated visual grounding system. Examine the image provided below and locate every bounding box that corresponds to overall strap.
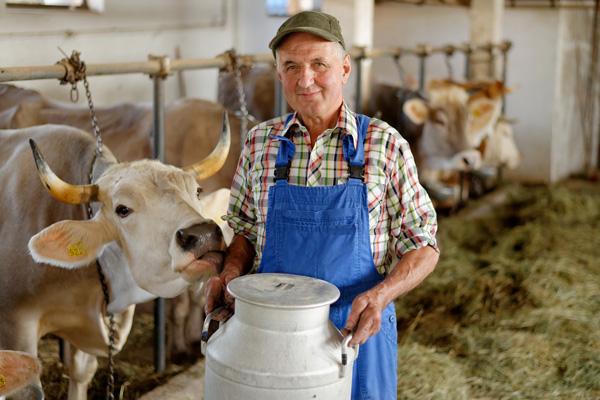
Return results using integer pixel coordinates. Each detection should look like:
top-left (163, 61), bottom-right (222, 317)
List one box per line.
top-left (271, 113), bottom-right (296, 181)
top-left (343, 114), bottom-right (370, 181)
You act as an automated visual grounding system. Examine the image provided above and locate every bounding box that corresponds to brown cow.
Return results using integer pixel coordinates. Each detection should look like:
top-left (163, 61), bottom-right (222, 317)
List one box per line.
top-left (0, 84), bottom-right (239, 369)
top-left (1, 119), bottom-right (230, 399)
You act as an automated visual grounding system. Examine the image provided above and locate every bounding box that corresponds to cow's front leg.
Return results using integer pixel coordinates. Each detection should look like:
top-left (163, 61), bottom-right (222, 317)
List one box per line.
top-left (169, 291), bottom-right (191, 358)
top-left (63, 343), bottom-right (97, 400)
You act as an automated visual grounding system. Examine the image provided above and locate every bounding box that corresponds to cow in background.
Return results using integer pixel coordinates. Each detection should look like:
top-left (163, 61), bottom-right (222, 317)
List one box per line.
top-left (368, 80), bottom-right (518, 207)
top-left (0, 84), bottom-right (242, 193)
top-left (0, 84), bottom-right (237, 367)
top-left (0, 120), bottom-right (230, 399)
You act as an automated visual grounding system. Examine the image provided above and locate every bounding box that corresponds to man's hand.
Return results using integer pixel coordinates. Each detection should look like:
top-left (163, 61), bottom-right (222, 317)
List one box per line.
top-left (342, 287), bottom-right (387, 345)
top-left (343, 246), bottom-right (440, 346)
top-left (204, 268), bottom-right (240, 314)
top-left (204, 234), bottom-right (256, 314)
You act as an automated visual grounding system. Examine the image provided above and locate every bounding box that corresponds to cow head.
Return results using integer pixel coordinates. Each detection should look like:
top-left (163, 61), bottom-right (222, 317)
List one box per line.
top-left (27, 114), bottom-right (231, 298)
top-left (403, 81), bottom-right (502, 168)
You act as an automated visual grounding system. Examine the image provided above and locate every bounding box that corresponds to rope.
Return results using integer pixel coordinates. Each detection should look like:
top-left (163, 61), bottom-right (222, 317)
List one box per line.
top-left (56, 50), bottom-right (103, 156)
top-left (222, 49), bottom-right (256, 140)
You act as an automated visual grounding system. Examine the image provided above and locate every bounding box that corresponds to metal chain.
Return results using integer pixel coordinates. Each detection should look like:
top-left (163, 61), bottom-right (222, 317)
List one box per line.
top-left (63, 49), bottom-right (115, 400)
top-left (96, 259), bottom-right (117, 400)
top-left (233, 57), bottom-right (251, 138)
top-left (443, 45), bottom-right (455, 80)
top-left (57, 50), bottom-right (103, 156)
top-left (82, 72), bottom-right (104, 157)
top-left (86, 192), bottom-right (116, 400)
top-left (392, 55), bottom-right (406, 86)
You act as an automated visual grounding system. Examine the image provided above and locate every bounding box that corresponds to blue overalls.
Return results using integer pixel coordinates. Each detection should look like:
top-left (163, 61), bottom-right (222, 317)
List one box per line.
top-left (258, 114), bottom-right (398, 399)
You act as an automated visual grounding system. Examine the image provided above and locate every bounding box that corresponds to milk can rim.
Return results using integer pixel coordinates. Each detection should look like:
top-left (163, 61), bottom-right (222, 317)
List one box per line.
top-left (227, 273), bottom-right (341, 309)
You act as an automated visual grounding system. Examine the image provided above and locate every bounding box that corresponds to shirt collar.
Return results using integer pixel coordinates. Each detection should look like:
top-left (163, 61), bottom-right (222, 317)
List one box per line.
top-left (280, 102), bottom-right (358, 148)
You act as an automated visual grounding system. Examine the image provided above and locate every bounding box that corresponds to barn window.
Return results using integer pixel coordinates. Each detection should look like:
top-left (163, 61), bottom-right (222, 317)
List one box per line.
top-left (266, 0), bottom-right (323, 17)
top-left (5, 0), bottom-right (104, 13)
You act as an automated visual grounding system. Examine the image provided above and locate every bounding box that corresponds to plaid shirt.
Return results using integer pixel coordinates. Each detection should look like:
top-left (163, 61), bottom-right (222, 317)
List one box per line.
top-left (225, 102), bottom-right (438, 274)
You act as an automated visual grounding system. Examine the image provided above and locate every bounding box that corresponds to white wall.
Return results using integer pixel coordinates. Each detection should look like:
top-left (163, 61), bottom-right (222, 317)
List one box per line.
top-left (0, 0), bottom-right (234, 105)
top-left (552, 9), bottom-right (600, 181)
top-left (503, 9), bottom-right (559, 182)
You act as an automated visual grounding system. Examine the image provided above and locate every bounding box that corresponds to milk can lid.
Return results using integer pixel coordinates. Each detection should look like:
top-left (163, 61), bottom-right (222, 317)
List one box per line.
top-left (227, 273), bottom-right (340, 309)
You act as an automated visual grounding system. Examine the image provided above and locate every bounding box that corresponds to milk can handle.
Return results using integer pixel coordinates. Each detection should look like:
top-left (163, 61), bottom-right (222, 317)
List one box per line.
top-left (201, 307), bottom-right (232, 356)
top-left (341, 333), bottom-right (359, 378)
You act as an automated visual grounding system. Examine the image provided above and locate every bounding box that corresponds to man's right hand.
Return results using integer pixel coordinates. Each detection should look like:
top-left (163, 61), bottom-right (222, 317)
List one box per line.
top-left (204, 234), bottom-right (256, 314)
top-left (204, 269), bottom-right (240, 314)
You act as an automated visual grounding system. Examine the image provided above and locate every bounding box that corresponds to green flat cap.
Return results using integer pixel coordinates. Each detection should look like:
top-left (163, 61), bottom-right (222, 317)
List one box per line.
top-left (269, 11), bottom-right (345, 57)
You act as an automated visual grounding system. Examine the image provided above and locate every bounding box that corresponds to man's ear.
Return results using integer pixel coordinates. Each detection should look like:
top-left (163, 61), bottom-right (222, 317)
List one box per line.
top-left (342, 54), bottom-right (351, 84)
top-left (28, 219), bottom-right (115, 268)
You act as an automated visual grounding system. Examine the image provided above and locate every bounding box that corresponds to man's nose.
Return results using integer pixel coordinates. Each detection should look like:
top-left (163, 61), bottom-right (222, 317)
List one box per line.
top-left (297, 67), bottom-right (315, 88)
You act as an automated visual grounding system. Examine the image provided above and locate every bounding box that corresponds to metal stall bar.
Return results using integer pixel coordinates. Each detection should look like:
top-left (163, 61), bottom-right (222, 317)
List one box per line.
top-left (148, 55), bottom-right (169, 373)
top-left (353, 47), bottom-right (367, 114)
top-left (499, 41), bottom-right (512, 114)
top-left (1, 44), bottom-right (509, 83)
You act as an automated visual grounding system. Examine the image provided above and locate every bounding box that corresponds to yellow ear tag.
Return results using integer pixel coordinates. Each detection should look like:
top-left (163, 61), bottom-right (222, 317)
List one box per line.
top-left (0, 373), bottom-right (5, 388)
top-left (67, 242), bottom-right (87, 257)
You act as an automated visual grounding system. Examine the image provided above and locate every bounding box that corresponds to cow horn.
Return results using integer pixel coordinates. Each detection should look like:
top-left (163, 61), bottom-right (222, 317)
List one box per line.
top-left (29, 139), bottom-right (99, 204)
top-left (184, 111), bottom-right (231, 180)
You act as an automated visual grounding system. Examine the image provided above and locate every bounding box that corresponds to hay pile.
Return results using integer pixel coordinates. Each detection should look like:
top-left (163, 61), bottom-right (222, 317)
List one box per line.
top-left (395, 180), bottom-right (600, 399)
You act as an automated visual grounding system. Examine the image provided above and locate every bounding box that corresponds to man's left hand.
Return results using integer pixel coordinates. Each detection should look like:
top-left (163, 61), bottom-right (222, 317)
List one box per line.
top-left (342, 286), bottom-right (387, 345)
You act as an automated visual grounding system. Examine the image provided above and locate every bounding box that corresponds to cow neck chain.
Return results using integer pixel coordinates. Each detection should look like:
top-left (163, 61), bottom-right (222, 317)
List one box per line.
top-left (86, 108), bottom-right (116, 400)
top-left (59, 50), bottom-right (104, 157)
top-left (233, 59), bottom-right (249, 137)
top-left (82, 73), bottom-right (104, 158)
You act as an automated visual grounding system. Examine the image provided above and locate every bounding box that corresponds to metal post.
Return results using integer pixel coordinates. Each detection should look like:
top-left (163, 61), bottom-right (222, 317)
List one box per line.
top-left (416, 44), bottom-right (430, 94)
top-left (464, 44), bottom-right (472, 81)
top-left (274, 78), bottom-right (285, 116)
top-left (487, 45), bottom-right (495, 79)
top-left (500, 41), bottom-right (512, 114)
top-left (355, 56), bottom-right (363, 114)
top-left (152, 75), bottom-right (166, 373)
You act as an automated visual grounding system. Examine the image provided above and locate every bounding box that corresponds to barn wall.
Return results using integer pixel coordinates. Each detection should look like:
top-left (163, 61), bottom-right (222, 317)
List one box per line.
top-left (0, 0), bottom-right (234, 105)
top-left (552, 9), bottom-right (600, 181)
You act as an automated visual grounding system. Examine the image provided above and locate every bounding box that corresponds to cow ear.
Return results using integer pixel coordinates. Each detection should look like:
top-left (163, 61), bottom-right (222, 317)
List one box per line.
top-left (467, 97), bottom-right (501, 145)
top-left (28, 219), bottom-right (114, 269)
top-left (403, 98), bottom-right (428, 125)
top-left (0, 350), bottom-right (41, 397)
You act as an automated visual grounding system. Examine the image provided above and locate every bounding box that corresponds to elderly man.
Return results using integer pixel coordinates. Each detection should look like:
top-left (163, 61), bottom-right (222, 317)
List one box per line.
top-left (206, 10), bottom-right (439, 399)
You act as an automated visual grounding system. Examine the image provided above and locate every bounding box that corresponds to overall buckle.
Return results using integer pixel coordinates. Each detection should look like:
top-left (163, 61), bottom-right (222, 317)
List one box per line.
top-left (348, 164), bottom-right (364, 180)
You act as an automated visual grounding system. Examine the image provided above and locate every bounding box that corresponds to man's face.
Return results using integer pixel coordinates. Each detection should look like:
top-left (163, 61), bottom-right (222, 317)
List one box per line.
top-left (276, 32), bottom-right (351, 122)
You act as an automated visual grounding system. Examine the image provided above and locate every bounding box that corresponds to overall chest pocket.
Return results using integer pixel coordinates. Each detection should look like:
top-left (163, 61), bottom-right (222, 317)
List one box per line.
top-left (273, 207), bottom-right (361, 284)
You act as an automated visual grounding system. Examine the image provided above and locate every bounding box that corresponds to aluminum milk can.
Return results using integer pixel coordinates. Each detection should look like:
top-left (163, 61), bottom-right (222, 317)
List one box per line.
top-left (201, 273), bottom-right (359, 400)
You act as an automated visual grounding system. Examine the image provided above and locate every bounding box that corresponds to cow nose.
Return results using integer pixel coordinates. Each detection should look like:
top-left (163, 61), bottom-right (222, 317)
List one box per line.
top-left (176, 222), bottom-right (223, 252)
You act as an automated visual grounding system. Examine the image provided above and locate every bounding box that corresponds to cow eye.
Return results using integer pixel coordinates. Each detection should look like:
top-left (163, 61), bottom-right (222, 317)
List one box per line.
top-left (115, 204), bottom-right (133, 218)
top-left (196, 187), bottom-right (203, 199)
